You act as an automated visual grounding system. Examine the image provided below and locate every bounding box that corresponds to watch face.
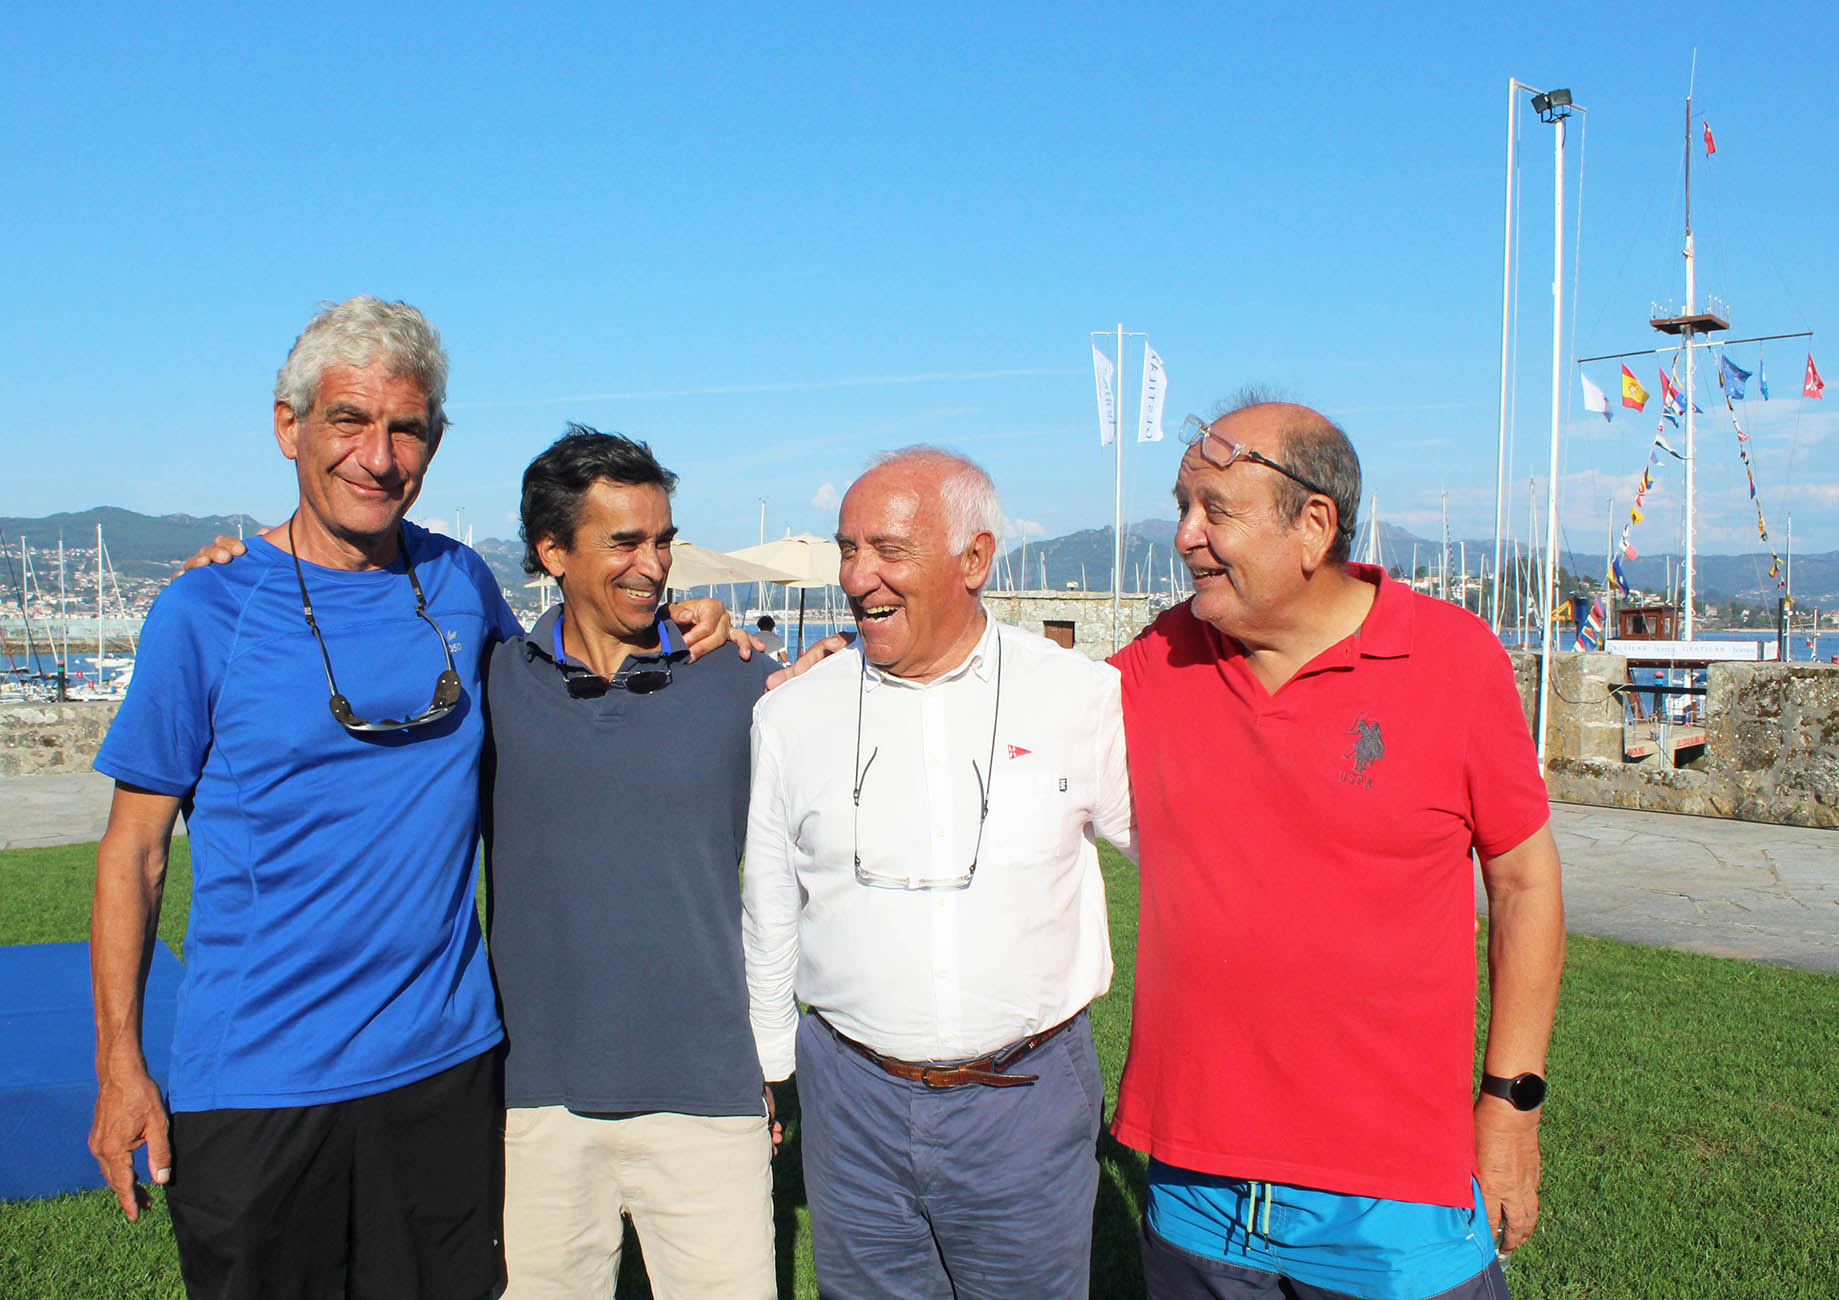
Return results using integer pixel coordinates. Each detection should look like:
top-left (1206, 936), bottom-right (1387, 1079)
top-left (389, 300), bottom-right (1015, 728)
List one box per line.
top-left (1509, 1073), bottom-right (1548, 1109)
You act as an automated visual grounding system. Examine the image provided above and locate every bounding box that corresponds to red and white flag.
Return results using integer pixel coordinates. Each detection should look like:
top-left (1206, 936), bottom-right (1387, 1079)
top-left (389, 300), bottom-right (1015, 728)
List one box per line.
top-left (1703, 120), bottom-right (1716, 156)
top-left (1805, 354), bottom-right (1825, 399)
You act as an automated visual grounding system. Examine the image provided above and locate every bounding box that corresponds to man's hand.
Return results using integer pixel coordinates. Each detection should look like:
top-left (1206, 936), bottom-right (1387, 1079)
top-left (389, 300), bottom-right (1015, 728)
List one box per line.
top-left (89, 1063), bottom-right (172, 1220)
top-left (666, 598), bottom-right (763, 661)
top-left (765, 632), bottom-right (852, 691)
top-left (174, 533), bottom-right (247, 575)
top-left (1474, 1096), bottom-right (1541, 1252)
top-left (764, 1083), bottom-right (784, 1155)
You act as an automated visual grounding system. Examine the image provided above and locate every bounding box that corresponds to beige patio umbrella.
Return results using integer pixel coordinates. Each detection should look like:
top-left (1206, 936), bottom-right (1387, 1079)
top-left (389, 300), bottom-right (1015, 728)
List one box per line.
top-left (730, 533), bottom-right (844, 653)
top-left (664, 541), bottom-right (797, 592)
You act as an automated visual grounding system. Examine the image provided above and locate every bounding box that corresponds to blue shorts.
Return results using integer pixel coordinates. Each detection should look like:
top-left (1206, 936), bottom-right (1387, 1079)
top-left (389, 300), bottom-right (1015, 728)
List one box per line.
top-left (1144, 1161), bottom-right (1499, 1300)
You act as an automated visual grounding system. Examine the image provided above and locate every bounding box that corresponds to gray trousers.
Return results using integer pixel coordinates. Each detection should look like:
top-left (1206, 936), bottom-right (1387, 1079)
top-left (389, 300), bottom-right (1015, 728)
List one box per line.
top-left (795, 1010), bottom-right (1103, 1300)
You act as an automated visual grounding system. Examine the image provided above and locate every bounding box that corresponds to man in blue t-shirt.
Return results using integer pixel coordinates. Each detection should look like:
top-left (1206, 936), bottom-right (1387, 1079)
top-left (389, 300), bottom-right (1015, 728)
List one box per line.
top-left (87, 299), bottom-right (733, 1299)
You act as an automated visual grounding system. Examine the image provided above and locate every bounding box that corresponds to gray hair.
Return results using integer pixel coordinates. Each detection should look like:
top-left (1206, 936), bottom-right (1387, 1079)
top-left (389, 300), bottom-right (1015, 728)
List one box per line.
top-left (1215, 389), bottom-right (1361, 565)
top-left (274, 297), bottom-right (450, 439)
top-left (868, 445), bottom-right (1005, 554)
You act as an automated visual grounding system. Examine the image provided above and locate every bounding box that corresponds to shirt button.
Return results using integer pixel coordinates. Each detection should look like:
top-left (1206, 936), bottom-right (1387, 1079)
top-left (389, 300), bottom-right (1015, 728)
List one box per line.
top-left (934, 827), bottom-right (945, 838)
top-left (937, 967), bottom-right (949, 977)
top-left (942, 1033), bottom-right (954, 1044)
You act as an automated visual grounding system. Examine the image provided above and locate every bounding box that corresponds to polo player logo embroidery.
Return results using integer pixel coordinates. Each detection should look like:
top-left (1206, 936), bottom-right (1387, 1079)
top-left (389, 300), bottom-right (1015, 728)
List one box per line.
top-left (1340, 716), bottom-right (1384, 788)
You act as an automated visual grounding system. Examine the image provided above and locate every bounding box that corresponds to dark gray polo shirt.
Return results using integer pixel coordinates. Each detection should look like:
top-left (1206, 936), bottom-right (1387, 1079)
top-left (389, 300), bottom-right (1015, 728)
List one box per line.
top-left (485, 605), bottom-right (773, 1115)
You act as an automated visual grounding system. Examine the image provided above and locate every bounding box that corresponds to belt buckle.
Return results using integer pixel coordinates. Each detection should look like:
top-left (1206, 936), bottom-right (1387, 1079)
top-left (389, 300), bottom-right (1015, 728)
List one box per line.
top-left (919, 1065), bottom-right (959, 1089)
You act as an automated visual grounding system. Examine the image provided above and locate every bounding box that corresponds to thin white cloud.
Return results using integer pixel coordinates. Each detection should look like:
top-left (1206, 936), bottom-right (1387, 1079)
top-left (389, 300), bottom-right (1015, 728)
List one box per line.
top-left (810, 482), bottom-right (838, 510)
top-left (448, 368), bottom-right (1081, 411)
top-left (1006, 516), bottom-right (1046, 539)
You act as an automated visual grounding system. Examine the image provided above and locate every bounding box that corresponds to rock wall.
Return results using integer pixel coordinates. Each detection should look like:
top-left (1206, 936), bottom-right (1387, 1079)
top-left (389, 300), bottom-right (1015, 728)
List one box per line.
top-left (1522, 652), bottom-right (1839, 829)
top-left (984, 591), bottom-right (1160, 661)
top-left (0, 702), bottom-right (122, 777)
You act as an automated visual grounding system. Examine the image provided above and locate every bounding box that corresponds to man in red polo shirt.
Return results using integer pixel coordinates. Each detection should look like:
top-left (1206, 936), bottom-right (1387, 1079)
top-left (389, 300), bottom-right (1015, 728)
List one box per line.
top-left (1111, 397), bottom-right (1565, 1300)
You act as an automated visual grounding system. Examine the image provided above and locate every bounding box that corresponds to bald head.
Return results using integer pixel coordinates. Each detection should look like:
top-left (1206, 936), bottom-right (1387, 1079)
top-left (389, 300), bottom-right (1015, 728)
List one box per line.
top-left (1196, 399), bottom-right (1361, 564)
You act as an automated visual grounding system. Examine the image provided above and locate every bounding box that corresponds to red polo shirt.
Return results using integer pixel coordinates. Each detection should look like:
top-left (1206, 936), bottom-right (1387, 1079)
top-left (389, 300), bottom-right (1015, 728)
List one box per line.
top-left (1110, 565), bottom-right (1549, 1206)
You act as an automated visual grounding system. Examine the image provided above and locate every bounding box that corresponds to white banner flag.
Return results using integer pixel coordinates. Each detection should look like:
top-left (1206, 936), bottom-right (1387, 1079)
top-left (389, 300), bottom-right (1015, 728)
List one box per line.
top-left (1580, 372), bottom-right (1613, 423)
top-left (1138, 344), bottom-right (1167, 442)
top-left (1092, 344), bottom-right (1118, 446)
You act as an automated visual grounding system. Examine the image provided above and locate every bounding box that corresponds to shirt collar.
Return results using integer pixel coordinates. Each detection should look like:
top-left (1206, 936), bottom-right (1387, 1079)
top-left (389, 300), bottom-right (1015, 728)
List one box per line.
top-left (1200, 563), bottom-right (1412, 675)
top-left (1346, 562), bottom-right (1413, 659)
top-left (861, 607), bottom-right (999, 692)
top-left (524, 603), bottom-right (685, 668)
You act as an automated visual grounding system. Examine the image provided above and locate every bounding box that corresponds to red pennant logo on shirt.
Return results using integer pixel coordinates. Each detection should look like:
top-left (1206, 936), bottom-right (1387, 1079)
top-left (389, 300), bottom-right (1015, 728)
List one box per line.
top-left (1006, 744), bottom-right (1031, 760)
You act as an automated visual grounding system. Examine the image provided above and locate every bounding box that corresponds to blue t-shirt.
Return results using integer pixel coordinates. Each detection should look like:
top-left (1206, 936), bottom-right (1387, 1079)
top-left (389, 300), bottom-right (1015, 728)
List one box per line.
top-left (95, 526), bottom-right (522, 1111)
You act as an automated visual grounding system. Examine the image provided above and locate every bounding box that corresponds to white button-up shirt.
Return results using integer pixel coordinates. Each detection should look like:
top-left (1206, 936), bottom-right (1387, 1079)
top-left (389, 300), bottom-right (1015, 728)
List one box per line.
top-left (742, 614), bottom-right (1134, 1079)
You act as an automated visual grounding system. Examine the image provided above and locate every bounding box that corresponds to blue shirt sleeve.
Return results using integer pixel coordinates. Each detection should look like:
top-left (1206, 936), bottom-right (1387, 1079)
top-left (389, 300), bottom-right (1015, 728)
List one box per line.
top-left (94, 574), bottom-right (230, 797)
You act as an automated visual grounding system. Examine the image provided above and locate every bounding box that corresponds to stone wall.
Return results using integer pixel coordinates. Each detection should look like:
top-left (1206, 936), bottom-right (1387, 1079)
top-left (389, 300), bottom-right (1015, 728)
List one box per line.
top-left (0, 701), bottom-right (121, 777)
top-left (1523, 652), bottom-right (1839, 829)
top-left (984, 591), bottom-right (1162, 661)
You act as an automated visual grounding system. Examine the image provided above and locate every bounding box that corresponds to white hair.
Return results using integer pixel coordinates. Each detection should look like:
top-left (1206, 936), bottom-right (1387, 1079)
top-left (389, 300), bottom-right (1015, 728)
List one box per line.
top-left (274, 296), bottom-right (450, 437)
top-left (867, 445), bottom-right (1005, 553)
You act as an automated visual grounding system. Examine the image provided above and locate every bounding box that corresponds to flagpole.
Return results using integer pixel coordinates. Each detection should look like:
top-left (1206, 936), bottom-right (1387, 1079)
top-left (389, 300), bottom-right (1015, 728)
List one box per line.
top-left (1091, 324), bottom-right (1151, 652)
top-left (1682, 92), bottom-right (1698, 639)
top-left (1493, 79), bottom-right (1537, 633)
top-left (1535, 91), bottom-right (1573, 766)
top-left (1114, 321), bottom-right (1125, 650)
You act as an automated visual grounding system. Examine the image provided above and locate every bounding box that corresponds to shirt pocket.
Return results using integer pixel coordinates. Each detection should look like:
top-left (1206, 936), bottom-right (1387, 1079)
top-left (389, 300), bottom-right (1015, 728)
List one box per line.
top-left (977, 770), bottom-right (1083, 869)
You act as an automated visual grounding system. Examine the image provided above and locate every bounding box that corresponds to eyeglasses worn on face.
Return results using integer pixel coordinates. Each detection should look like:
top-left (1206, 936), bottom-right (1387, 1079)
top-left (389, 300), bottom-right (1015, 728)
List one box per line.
top-left (851, 631), bottom-right (1003, 892)
top-left (289, 518), bottom-right (463, 734)
top-left (1177, 414), bottom-right (1351, 536)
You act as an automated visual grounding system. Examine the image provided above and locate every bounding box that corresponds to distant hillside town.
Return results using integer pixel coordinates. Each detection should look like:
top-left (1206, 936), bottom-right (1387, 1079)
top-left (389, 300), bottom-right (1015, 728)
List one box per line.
top-left (2, 507), bottom-right (1833, 646)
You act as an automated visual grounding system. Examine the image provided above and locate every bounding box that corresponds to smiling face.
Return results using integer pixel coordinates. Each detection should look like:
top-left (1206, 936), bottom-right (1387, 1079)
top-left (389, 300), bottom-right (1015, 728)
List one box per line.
top-left (274, 361), bottom-right (438, 568)
top-left (537, 478), bottom-right (676, 649)
top-left (1172, 407), bottom-right (1311, 642)
top-left (837, 462), bottom-right (990, 682)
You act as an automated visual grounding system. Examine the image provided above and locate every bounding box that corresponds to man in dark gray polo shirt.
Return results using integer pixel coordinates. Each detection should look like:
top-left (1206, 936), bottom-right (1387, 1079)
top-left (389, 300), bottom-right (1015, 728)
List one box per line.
top-left (484, 425), bottom-right (776, 1298)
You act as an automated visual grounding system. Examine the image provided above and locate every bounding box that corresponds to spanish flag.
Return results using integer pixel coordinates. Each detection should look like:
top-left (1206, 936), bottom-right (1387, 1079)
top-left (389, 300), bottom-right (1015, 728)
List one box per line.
top-left (1621, 365), bottom-right (1649, 412)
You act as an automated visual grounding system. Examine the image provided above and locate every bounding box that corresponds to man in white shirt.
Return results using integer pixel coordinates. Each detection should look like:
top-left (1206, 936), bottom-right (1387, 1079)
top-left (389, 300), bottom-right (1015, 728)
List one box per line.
top-left (743, 446), bottom-right (1134, 1299)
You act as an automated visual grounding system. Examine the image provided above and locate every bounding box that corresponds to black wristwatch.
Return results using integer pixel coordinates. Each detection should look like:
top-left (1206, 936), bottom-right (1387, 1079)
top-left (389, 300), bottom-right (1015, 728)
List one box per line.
top-left (1480, 1071), bottom-right (1547, 1111)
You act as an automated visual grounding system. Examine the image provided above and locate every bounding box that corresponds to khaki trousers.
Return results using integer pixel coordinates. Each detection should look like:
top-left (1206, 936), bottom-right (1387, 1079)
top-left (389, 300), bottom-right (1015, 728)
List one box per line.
top-left (502, 1105), bottom-right (775, 1299)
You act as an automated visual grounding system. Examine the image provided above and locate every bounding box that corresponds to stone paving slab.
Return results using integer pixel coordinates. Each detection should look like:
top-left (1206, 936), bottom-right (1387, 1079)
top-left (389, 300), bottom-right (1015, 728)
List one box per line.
top-left (2, 777), bottom-right (1831, 973)
top-left (0, 771), bottom-right (125, 851)
top-left (1481, 802), bottom-right (1839, 975)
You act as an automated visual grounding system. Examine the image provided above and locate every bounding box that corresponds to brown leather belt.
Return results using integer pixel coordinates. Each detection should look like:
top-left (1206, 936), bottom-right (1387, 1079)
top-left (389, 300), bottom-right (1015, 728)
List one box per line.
top-left (820, 1013), bottom-right (1082, 1089)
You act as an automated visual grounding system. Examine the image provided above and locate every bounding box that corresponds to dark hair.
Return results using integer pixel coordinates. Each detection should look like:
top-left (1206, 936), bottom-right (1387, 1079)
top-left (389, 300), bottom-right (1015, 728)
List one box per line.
top-left (757, 615), bottom-right (775, 630)
top-left (519, 424), bottom-right (679, 574)
top-left (1215, 390), bottom-right (1362, 565)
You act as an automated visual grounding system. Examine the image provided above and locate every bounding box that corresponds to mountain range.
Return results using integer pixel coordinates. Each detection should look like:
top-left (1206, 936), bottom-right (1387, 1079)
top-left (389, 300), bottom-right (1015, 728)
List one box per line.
top-left (1, 507), bottom-right (1831, 607)
top-left (997, 521), bottom-right (1837, 605)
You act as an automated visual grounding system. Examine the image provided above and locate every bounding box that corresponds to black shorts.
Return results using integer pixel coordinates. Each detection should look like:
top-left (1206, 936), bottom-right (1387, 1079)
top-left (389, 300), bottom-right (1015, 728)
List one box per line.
top-left (165, 1049), bottom-right (503, 1300)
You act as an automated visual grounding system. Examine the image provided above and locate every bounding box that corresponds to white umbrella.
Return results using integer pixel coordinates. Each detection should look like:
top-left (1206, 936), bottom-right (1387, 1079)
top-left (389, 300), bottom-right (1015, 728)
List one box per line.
top-left (729, 534), bottom-right (842, 588)
top-left (665, 541), bottom-right (797, 591)
top-left (730, 534), bottom-right (845, 652)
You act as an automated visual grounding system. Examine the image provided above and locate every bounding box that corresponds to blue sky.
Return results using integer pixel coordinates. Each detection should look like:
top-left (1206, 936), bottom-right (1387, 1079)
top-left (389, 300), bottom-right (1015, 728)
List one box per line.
top-left (4, 1), bottom-right (1834, 570)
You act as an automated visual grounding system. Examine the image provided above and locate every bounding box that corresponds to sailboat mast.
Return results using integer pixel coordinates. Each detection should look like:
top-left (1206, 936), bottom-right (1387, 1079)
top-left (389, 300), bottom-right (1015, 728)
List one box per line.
top-left (58, 535), bottom-right (67, 665)
top-left (96, 524), bottom-right (104, 676)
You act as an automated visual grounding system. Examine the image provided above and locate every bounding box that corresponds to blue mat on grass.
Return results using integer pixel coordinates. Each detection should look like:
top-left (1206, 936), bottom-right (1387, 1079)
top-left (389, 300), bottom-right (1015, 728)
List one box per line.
top-left (0, 940), bottom-right (181, 1201)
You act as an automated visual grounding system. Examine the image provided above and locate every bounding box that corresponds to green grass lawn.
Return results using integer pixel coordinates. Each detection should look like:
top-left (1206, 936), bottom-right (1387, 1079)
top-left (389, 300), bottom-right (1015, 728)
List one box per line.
top-left (2, 840), bottom-right (1834, 1298)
